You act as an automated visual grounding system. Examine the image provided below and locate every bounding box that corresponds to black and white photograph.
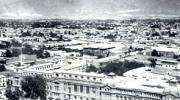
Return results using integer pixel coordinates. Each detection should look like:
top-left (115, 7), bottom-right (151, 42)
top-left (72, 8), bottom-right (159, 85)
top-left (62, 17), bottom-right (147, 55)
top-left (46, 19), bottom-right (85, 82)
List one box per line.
top-left (0, 0), bottom-right (180, 100)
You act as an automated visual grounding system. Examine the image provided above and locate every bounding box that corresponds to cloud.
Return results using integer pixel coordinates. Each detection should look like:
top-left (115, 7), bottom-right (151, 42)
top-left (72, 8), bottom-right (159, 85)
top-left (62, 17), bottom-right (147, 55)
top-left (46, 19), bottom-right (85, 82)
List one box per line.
top-left (118, 9), bottom-right (140, 13)
top-left (1, 12), bottom-right (43, 18)
top-left (0, 0), bottom-right (180, 19)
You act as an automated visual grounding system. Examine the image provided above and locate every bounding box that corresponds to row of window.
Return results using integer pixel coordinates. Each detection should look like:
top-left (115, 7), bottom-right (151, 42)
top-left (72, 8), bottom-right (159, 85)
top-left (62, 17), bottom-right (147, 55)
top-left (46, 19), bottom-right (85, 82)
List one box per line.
top-left (117, 89), bottom-right (161, 99)
top-left (23, 72), bottom-right (53, 78)
top-left (160, 64), bottom-right (177, 69)
top-left (56, 73), bottom-right (101, 82)
top-left (116, 95), bottom-right (132, 100)
top-left (47, 93), bottom-right (96, 100)
top-left (48, 83), bottom-right (92, 95)
top-left (35, 64), bottom-right (53, 70)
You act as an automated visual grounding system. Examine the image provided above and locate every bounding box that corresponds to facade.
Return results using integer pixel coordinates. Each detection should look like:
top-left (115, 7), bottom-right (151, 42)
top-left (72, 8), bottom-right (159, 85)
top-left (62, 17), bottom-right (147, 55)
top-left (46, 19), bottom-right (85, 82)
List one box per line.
top-left (151, 47), bottom-right (180, 57)
top-left (0, 75), bottom-right (8, 100)
top-left (10, 70), bottom-right (180, 100)
top-left (156, 59), bottom-right (180, 70)
top-left (0, 75), bottom-right (7, 87)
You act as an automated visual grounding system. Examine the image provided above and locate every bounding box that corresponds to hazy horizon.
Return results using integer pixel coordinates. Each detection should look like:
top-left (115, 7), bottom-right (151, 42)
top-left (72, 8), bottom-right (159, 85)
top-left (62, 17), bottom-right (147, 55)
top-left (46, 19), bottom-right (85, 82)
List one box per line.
top-left (0, 0), bottom-right (180, 19)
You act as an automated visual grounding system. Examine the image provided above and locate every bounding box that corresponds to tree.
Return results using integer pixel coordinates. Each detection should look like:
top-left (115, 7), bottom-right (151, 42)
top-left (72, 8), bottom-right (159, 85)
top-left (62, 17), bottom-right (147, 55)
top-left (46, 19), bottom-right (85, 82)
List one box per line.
top-left (34, 49), bottom-right (44, 58)
top-left (5, 85), bottom-right (23, 100)
top-left (21, 75), bottom-right (47, 100)
top-left (33, 32), bottom-right (38, 36)
top-left (151, 49), bottom-right (159, 56)
top-left (173, 55), bottom-right (179, 59)
top-left (0, 41), bottom-right (11, 49)
top-left (49, 32), bottom-right (57, 37)
top-left (148, 58), bottom-right (157, 68)
top-left (151, 32), bottom-right (160, 37)
top-left (5, 49), bottom-right (12, 57)
top-left (12, 48), bottom-right (21, 57)
top-left (22, 44), bottom-right (34, 55)
top-left (5, 87), bottom-right (13, 100)
top-left (11, 39), bottom-right (22, 47)
top-left (104, 34), bottom-right (116, 41)
top-left (98, 60), bottom-right (145, 76)
top-left (57, 35), bottom-right (63, 41)
top-left (128, 46), bottom-right (133, 55)
top-left (38, 32), bottom-right (44, 37)
top-left (12, 88), bottom-right (23, 100)
top-left (44, 51), bottom-right (50, 58)
top-left (21, 31), bottom-right (31, 37)
top-left (86, 65), bottom-right (97, 72)
top-left (0, 64), bottom-right (6, 72)
top-left (33, 32), bottom-right (44, 37)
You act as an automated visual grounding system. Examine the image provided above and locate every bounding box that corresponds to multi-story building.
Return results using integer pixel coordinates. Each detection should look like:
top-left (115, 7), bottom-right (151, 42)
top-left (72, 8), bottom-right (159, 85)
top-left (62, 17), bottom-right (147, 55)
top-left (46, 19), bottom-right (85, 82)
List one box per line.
top-left (0, 75), bottom-right (8, 100)
top-left (11, 69), bottom-right (180, 100)
top-left (151, 47), bottom-right (180, 57)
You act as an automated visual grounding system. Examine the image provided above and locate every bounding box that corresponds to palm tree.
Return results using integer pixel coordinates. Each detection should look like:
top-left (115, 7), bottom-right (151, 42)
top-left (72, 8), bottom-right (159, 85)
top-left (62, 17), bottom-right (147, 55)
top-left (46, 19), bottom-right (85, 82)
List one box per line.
top-left (148, 58), bottom-right (157, 68)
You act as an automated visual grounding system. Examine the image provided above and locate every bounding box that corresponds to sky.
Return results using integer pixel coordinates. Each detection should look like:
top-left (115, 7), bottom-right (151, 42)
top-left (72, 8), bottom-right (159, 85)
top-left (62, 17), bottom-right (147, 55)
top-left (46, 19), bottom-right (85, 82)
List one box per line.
top-left (0, 0), bottom-right (180, 19)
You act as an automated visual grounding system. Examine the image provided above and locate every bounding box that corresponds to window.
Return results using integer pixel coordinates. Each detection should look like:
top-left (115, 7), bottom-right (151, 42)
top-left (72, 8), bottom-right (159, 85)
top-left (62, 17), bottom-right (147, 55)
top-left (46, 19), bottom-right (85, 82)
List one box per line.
top-left (56, 74), bottom-right (59, 77)
top-left (93, 77), bottom-right (96, 80)
top-left (74, 85), bottom-right (77, 92)
top-left (86, 86), bottom-right (89, 94)
top-left (68, 87), bottom-right (71, 93)
top-left (50, 86), bottom-right (52, 90)
top-left (80, 85), bottom-right (83, 93)
top-left (55, 86), bottom-right (59, 91)
top-left (124, 97), bottom-right (127, 100)
top-left (15, 80), bottom-right (19, 85)
top-left (68, 95), bottom-right (71, 99)
top-left (116, 95), bottom-right (119, 99)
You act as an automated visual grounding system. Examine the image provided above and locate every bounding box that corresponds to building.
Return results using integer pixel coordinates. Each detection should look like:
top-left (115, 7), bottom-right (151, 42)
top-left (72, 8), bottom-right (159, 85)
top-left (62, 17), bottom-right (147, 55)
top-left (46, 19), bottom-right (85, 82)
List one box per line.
top-left (0, 75), bottom-right (7, 87)
top-left (151, 47), bottom-right (180, 57)
top-left (10, 68), bottom-right (180, 100)
top-left (0, 75), bottom-right (8, 100)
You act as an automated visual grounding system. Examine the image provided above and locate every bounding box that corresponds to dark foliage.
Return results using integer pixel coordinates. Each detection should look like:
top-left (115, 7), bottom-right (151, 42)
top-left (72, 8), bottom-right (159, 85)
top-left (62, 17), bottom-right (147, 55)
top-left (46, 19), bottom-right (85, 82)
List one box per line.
top-left (0, 64), bottom-right (6, 72)
top-left (87, 60), bottom-right (145, 76)
top-left (0, 41), bottom-right (11, 49)
top-left (169, 32), bottom-right (176, 37)
top-left (49, 32), bottom-right (57, 37)
top-left (11, 39), bottom-right (22, 47)
top-left (20, 31), bottom-right (31, 37)
top-left (34, 49), bottom-right (50, 58)
top-left (21, 75), bottom-right (47, 100)
top-left (33, 32), bottom-right (44, 37)
top-left (12, 48), bottom-right (21, 57)
top-left (148, 58), bottom-right (157, 68)
top-left (98, 61), bottom-right (145, 76)
top-left (22, 44), bottom-right (34, 55)
top-left (151, 49), bottom-right (159, 56)
top-left (151, 32), bottom-right (160, 37)
top-left (5, 87), bottom-right (23, 100)
top-left (5, 49), bottom-right (12, 57)
top-left (86, 65), bottom-right (98, 72)
top-left (104, 34), bottom-right (116, 41)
